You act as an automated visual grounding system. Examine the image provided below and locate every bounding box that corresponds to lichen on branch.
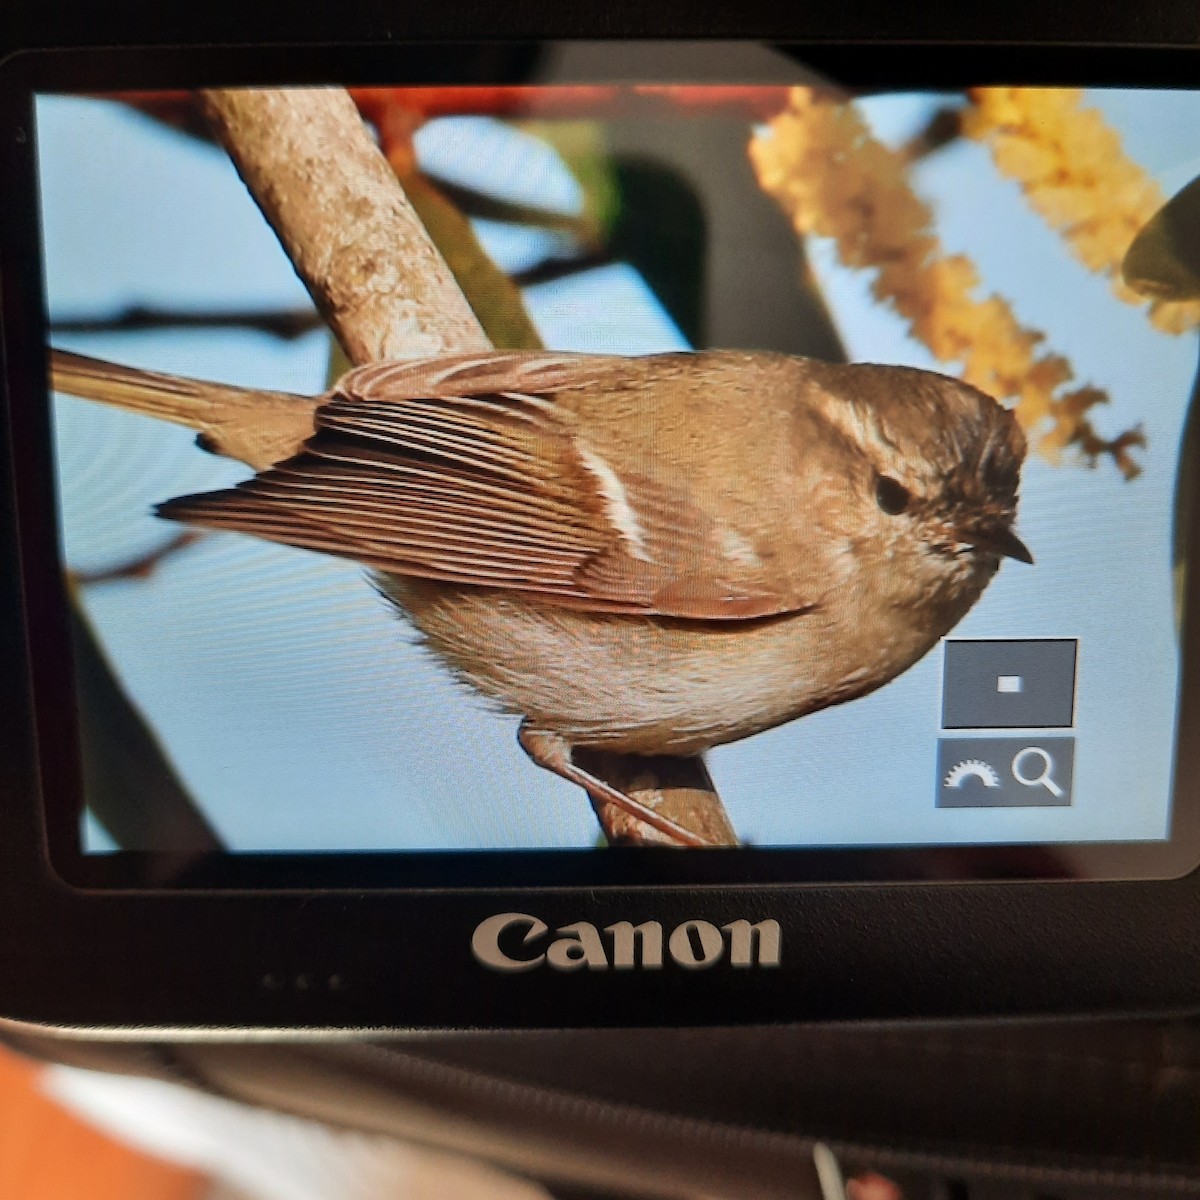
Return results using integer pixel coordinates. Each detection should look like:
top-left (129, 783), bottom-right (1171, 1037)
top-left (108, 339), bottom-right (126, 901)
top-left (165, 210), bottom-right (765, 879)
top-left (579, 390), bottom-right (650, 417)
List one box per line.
top-left (200, 88), bottom-right (490, 365)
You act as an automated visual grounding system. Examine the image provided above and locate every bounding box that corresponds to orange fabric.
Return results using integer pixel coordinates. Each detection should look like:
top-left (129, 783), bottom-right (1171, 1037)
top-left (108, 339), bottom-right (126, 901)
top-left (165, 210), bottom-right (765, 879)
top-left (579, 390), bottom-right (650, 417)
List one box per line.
top-left (0, 1046), bottom-right (207, 1200)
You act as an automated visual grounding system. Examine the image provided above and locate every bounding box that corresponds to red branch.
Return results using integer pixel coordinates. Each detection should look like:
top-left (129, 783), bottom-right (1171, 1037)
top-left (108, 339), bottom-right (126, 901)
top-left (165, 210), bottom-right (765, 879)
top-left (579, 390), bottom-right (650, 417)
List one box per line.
top-left (102, 86), bottom-right (792, 135)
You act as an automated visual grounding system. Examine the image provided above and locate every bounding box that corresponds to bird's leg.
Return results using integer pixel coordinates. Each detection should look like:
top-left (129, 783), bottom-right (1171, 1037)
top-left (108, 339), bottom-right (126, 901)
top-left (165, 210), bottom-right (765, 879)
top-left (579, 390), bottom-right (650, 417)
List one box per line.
top-left (517, 724), bottom-right (712, 848)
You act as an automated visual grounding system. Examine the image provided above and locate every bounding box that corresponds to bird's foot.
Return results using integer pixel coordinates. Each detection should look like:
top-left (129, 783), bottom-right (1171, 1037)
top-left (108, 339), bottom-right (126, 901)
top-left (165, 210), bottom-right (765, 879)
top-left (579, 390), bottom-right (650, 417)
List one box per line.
top-left (517, 723), bottom-right (712, 848)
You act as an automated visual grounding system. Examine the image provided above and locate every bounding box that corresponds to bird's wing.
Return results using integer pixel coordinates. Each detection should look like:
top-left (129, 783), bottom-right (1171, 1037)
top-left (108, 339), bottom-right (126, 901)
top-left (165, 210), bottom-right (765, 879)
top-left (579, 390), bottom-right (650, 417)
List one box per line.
top-left (157, 353), bottom-right (803, 619)
top-left (333, 351), bottom-right (622, 401)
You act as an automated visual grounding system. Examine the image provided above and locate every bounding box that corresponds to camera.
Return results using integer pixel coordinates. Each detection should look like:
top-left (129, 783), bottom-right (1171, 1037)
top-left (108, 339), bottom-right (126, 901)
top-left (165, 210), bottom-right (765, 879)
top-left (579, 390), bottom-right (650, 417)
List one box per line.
top-left (4, 34), bottom-right (1200, 1034)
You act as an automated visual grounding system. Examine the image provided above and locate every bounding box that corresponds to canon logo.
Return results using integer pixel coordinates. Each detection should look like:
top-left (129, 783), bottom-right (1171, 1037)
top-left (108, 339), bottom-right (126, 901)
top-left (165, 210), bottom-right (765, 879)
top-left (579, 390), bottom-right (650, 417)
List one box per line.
top-left (471, 912), bottom-right (781, 973)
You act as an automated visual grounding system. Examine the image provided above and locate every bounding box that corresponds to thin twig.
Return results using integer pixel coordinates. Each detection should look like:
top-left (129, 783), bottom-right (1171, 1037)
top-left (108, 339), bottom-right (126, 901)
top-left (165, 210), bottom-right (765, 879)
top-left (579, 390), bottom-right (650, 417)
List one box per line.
top-left (424, 174), bottom-right (594, 238)
top-left (52, 305), bottom-right (324, 341)
top-left (899, 105), bottom-right (965, 164)
top-left (72, 531), bottom-right (205, 586)
top-left (511, 252), bottom-right (615, 289)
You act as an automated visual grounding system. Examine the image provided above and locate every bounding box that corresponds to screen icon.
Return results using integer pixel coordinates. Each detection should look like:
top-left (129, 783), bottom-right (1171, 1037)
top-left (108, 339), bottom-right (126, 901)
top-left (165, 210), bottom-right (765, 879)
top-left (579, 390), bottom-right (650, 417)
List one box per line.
top-left (1010, 746), bottom-right (1065, 799)
top-left (937, 737), bottom-right (1074, 807)
top-left (942, 640), bottom-right (1077, 729)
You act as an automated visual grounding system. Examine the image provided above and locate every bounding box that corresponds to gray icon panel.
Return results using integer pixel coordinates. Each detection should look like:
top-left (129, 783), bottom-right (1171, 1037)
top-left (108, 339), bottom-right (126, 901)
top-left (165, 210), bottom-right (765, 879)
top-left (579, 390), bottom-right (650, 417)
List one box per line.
top-left (942, 640), bottom-right (1077, 729)
top-left (937, 736), bottom-right (1075, 808)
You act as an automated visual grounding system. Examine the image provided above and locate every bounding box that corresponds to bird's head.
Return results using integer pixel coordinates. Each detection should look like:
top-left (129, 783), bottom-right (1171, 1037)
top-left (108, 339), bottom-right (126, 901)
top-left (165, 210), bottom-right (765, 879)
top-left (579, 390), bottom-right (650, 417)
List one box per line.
top-left (807, 361), bottom-right (1030, 616)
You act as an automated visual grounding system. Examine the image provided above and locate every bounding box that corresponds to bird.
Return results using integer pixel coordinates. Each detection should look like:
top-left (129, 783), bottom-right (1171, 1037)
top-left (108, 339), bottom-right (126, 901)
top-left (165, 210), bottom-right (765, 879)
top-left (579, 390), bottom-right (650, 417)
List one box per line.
top-left (49, 347), bottom-right (1031, 846)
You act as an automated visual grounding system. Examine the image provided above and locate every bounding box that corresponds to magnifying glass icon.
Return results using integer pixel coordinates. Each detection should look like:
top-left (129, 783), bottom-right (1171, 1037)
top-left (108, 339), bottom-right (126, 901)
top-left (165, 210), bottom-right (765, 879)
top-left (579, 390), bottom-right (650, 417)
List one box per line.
top-left (1011, 746), bottom-right (1064, 798)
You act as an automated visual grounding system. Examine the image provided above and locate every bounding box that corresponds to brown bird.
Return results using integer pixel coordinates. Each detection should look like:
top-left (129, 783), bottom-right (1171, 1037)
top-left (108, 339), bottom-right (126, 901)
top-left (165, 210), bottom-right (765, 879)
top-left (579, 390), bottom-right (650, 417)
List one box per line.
top-left (50, 348), bottom-right (1030, 846)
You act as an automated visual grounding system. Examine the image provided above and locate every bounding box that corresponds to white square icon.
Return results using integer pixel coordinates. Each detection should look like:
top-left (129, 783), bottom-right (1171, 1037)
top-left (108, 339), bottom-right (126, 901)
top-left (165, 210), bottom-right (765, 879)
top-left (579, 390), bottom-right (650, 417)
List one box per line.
top-left (943, 640), bottom-right (1076, 729)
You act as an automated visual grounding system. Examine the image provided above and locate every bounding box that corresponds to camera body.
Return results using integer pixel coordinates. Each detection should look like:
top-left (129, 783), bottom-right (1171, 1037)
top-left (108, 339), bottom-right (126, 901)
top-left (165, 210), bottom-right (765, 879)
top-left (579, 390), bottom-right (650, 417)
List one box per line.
top-left (5, 20), bottom-right (1200, 1034)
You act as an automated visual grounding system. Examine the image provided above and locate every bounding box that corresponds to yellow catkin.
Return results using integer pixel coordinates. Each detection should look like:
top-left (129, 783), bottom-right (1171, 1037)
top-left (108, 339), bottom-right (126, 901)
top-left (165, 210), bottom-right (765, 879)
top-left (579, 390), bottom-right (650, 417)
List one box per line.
top-left (964, 87), bottom-right (1200, 335)
top-left (748, 87), bottom-right (1143, 478)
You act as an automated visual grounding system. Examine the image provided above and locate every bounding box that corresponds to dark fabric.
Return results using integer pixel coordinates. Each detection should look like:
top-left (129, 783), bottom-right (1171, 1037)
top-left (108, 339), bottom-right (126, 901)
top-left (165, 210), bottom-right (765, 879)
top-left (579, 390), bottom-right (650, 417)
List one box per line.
top-left (404, 1019), bottom-right (1200, 1172)
top-left (8, 1018), bottom-right (1200, 1198)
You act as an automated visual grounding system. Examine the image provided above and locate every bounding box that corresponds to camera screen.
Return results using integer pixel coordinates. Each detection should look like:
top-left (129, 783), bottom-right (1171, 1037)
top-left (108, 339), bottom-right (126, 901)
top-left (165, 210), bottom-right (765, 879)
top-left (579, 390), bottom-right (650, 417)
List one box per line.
top-left (30, 66), bottom-right (1200, 873)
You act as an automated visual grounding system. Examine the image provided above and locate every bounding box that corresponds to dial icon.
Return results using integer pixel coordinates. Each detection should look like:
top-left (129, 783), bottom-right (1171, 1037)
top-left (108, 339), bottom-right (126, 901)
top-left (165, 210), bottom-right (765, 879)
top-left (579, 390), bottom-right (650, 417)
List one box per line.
top-left (944, 758), bottom-right (1001, 789)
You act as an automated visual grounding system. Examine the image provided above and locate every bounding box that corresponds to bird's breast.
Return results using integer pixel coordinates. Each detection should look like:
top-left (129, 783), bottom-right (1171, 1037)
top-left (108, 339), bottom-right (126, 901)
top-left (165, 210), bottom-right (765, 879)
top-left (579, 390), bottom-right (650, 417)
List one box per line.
top-left (381, 575), bottom-right (968, 756)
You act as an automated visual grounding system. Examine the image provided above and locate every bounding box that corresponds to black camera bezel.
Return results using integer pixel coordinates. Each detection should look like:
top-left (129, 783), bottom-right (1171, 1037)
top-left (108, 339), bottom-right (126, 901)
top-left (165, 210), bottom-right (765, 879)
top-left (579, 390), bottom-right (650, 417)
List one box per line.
top-left (5, 37), bottom-right (1200, 1032)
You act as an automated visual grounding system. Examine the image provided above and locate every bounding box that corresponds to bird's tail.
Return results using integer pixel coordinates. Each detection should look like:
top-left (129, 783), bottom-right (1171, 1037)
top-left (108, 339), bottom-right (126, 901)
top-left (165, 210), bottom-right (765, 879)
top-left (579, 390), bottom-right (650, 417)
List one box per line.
top-left (48, 349), bottom-right (316, 470)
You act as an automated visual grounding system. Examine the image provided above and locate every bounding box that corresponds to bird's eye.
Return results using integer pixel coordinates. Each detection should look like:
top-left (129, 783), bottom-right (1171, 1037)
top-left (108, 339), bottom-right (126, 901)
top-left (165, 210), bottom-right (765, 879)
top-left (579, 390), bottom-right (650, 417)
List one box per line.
top-left (875, 475), bottom-right (911, 516)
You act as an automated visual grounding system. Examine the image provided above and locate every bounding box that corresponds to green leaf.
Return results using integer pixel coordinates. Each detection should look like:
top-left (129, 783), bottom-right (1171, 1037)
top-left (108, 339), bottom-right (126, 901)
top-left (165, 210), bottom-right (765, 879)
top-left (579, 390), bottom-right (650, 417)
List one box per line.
top-left (1123, 175), bottom-right (1200, 301)
top-left (1174, 359), bottom-right (1200, 634)
top-left (514, 120), bottom-right (621, 248)
top-left (404, 171), bottom-right (544, 350)
top-left (609, 156), bottom-right (707, 346)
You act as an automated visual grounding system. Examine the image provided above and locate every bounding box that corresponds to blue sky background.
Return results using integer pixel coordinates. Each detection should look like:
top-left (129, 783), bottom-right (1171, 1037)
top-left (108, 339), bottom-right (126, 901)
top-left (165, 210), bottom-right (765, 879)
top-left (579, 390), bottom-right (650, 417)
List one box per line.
top-left (35, 88), bottom-right (1199, 852)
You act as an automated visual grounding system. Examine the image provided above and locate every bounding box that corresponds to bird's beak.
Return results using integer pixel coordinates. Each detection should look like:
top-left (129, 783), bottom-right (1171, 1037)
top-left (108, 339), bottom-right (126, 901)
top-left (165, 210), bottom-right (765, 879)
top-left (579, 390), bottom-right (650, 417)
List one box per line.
top-left (963, 523), bottom-right (1034, 564)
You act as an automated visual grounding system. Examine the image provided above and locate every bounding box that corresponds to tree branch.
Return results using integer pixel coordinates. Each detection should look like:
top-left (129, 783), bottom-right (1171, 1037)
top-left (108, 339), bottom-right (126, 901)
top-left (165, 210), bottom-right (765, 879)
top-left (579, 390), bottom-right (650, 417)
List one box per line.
top-left (575, 750), bottom-right (737, 846)
top-left (200, 86), bottom-right (737, 846)
top-left (72, 601), bottom-right (223, 853)
top-left (200, 88), bottom-right (489, 364)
